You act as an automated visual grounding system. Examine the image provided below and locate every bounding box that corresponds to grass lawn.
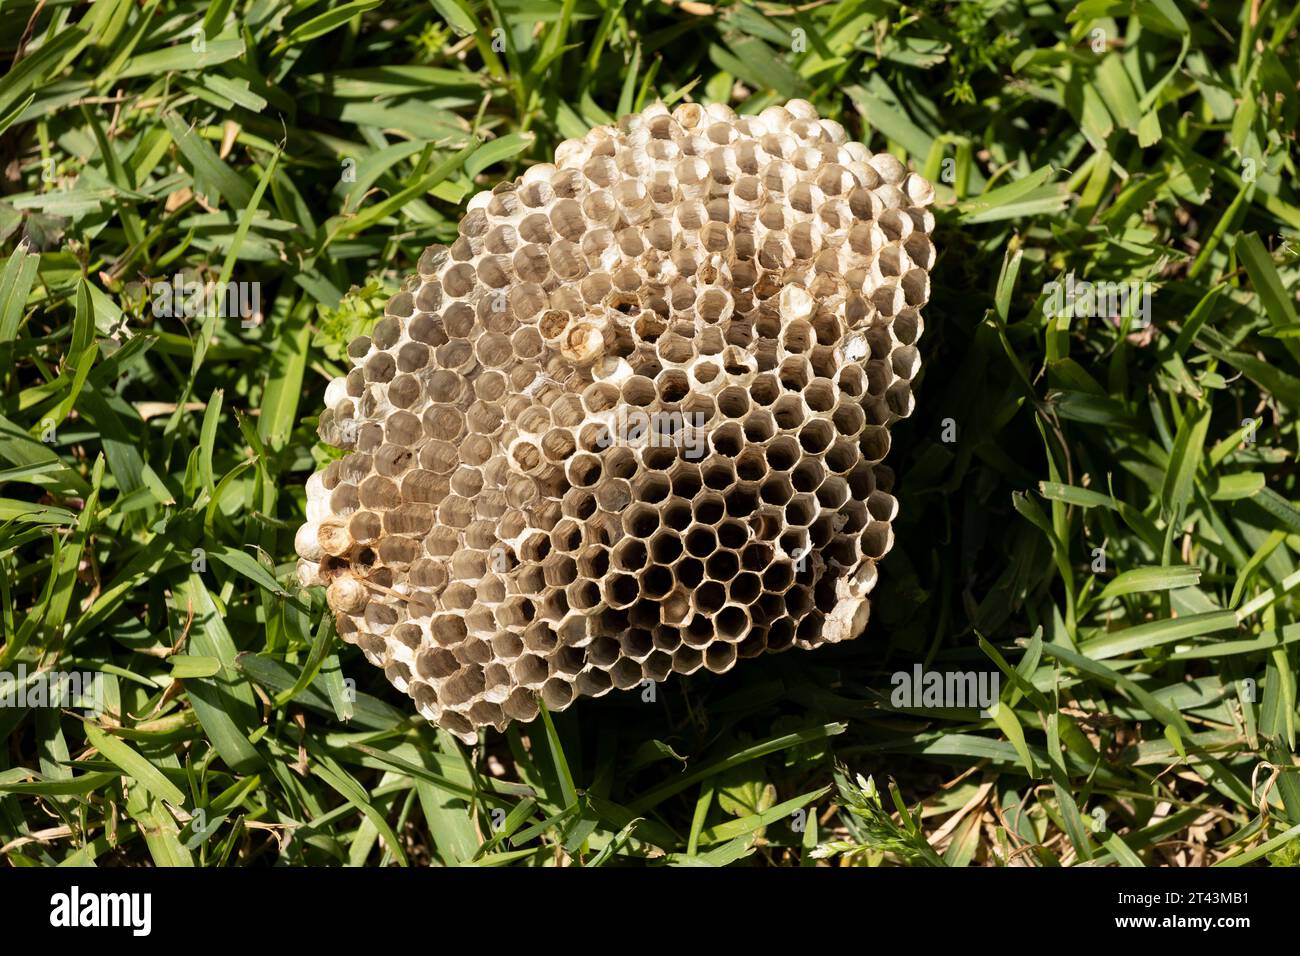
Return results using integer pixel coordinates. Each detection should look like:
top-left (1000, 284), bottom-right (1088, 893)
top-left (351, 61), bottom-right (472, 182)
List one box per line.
top-left (1, 0), bottom-right (1299, 867)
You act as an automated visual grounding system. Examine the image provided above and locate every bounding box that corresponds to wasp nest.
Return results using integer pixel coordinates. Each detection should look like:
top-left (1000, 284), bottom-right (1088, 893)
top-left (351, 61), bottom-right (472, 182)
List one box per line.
top-left (296, 99), bottom-right (934, 742)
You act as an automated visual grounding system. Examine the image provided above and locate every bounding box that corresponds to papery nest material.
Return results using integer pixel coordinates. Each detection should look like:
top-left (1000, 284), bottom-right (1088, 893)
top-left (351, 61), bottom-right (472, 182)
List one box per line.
top-left (296, 99), bottom-right (936, 742)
